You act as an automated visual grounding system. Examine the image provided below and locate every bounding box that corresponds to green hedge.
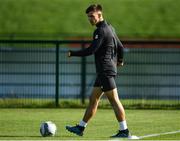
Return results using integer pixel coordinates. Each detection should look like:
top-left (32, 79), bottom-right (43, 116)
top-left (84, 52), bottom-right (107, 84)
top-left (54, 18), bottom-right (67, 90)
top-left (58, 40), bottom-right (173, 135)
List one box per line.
top-left (0, 0), bottom-right (179, 39)
top-left (0, 99), bottom-right (179, 109)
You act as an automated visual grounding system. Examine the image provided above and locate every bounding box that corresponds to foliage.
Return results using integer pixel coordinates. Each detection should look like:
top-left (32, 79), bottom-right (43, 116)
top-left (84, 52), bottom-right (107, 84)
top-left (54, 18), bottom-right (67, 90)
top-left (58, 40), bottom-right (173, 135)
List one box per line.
top-left (0, 98), bottom-right (179, 109)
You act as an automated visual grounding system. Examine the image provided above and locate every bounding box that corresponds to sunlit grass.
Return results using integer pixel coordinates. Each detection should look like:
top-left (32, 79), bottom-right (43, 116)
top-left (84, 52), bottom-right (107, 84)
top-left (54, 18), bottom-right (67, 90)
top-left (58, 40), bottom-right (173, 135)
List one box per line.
top-left (0, 108), bottom-right (179, 140)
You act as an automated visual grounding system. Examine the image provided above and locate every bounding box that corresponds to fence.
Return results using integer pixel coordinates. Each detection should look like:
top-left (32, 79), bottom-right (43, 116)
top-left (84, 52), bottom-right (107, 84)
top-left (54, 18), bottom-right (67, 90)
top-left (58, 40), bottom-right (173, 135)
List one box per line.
top-left (0, 40), bottom-right (180, 108)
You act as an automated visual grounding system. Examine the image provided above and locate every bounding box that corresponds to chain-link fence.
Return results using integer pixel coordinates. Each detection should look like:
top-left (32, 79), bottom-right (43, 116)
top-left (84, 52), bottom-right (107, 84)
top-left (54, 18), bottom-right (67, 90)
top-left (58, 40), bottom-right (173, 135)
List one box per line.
top-left (0, 40), bottom-right (180, 108)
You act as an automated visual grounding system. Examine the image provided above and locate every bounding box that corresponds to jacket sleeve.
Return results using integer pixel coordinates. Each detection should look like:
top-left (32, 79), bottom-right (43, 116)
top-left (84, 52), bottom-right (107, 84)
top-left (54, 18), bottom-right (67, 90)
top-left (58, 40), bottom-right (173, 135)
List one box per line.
top-left (114, 33), bottom-right (124, 61)
top-left (109, 25), bottom-right (124, 61)
top-left (70, 28), bottom-right (104, 57)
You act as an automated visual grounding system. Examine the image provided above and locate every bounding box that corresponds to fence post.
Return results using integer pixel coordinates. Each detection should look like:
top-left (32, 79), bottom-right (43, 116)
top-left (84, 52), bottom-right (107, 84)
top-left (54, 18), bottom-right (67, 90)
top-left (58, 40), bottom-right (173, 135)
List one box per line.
top-left (55, 43), bottom-right (59, 107)
top-left (81, 43), bottom-right (86, 104)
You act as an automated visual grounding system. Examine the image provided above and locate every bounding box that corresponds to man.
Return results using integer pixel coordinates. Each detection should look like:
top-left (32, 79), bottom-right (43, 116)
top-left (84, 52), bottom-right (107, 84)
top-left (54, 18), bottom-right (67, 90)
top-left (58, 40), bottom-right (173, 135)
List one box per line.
top-left (66, 4), bottom-right (130, 138)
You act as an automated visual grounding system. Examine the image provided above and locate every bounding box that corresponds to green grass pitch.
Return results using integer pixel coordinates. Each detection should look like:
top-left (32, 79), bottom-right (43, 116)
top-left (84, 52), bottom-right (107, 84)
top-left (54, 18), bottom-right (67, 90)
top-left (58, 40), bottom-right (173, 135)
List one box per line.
top-left (0, 108), bottom-right (180, 140)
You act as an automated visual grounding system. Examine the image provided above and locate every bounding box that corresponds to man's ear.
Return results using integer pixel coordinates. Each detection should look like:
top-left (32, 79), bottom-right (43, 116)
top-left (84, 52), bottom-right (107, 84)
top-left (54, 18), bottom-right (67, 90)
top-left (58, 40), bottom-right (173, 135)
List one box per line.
top-left (97, 11), bottom-right (102, 18)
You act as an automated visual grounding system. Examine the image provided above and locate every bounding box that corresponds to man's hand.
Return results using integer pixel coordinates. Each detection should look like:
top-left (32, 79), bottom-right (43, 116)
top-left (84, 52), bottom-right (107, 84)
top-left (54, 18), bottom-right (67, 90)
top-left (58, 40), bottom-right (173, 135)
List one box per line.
top-left (68, 51), bottom-right (71, 57)
top-left (117, 59), bottom-right (124, 66)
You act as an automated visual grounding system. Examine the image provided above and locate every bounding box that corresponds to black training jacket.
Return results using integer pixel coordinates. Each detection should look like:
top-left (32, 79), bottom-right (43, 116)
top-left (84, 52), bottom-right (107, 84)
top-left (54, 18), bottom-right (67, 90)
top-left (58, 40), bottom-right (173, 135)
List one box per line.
top-left (70, 20), bottom-right (124, 76)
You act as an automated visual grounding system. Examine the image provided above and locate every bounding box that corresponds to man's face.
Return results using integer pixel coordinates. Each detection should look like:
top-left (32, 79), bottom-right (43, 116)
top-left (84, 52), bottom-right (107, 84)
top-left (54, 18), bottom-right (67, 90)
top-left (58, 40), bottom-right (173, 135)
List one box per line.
top-left (87, 11), bottom-right (101, 25)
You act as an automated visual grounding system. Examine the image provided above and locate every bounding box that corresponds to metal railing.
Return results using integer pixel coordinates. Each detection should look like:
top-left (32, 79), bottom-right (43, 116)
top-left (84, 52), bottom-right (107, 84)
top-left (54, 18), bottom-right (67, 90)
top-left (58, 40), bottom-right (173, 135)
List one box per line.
top-left (0, 39), bottom-right (180, 107)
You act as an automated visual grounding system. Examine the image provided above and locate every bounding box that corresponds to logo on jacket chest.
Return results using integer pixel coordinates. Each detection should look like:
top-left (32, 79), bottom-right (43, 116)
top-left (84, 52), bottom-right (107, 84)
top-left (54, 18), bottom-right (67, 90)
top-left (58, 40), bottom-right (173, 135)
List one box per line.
top-left (94, 34), bottom-right (99, 39)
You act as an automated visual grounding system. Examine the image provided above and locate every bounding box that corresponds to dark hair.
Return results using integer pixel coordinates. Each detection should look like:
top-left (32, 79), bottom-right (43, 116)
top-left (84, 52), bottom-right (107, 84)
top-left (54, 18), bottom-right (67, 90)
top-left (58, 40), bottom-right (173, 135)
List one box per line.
top-left (85, 4), bottom-right (102, 14)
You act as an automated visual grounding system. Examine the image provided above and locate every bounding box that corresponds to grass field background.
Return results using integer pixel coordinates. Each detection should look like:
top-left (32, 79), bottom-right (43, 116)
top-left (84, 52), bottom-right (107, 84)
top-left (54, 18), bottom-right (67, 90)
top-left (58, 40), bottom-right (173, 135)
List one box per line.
top-left (0, 108), bottom-right (180, 140)
top-left (0, 0), bottom-right (180, 39)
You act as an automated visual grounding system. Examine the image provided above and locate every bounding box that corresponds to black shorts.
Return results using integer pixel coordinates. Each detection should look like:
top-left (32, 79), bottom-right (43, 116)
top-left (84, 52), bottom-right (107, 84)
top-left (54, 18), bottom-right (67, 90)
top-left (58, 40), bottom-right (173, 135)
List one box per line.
top-left (93, 75), bottom-right (117, 92)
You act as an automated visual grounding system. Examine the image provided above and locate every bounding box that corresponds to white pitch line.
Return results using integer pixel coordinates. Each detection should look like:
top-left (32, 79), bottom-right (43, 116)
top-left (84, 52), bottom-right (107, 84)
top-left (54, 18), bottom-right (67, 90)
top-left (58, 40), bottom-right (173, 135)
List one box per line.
top-left (139, 130), bottom-right (180, 139)
top-left (1, 131), bottom-right (180, 141)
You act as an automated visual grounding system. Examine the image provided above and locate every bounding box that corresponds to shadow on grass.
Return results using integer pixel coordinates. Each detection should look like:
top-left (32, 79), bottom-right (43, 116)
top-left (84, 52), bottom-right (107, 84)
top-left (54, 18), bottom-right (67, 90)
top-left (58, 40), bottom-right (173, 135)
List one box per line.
top-left (0, 135), bottom-right (40, 137)
top-left (0, 135), bottom-right (70, 138)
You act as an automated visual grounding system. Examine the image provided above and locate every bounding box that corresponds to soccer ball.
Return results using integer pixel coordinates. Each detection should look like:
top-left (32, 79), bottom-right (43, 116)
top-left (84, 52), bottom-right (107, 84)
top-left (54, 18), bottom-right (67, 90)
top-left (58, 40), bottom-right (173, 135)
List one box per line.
top-left (40, 121), bottom-right (57, 137)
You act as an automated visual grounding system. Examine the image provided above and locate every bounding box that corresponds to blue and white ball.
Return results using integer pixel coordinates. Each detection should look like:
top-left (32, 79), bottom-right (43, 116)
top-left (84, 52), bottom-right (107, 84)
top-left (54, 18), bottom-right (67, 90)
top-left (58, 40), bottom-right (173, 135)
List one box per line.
top-left (40, 121), bottom-right (57, 137)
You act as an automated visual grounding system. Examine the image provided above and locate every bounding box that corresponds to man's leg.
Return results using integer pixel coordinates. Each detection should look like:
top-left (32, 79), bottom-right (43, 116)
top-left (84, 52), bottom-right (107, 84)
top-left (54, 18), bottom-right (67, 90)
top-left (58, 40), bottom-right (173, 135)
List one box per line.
top-left (82, 87), bottom-right (103, 123)
top-left (105, 88), bottom-right (130, 138)
top-left (105, 88), bottom-right (125, 122)
top-left (66, 87), bottom-right (103, 136)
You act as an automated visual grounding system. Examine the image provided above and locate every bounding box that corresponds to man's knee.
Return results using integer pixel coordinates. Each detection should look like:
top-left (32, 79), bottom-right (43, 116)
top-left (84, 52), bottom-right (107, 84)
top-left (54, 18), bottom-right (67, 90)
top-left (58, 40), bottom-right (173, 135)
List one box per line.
top-left (89, 88), bottom-right (103, 104)
top-left (105, 88), bottom-right (120, 102)
top-left (89, 94), bottom-right (99, 105)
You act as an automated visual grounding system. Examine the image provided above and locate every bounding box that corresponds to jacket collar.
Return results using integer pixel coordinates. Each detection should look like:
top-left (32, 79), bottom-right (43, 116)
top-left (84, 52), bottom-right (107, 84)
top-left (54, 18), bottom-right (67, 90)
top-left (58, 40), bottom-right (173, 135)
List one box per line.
top-left (96, 20), bottom-right (106, 27)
